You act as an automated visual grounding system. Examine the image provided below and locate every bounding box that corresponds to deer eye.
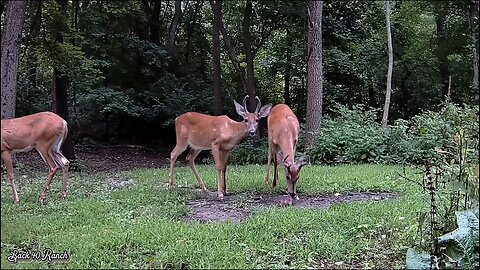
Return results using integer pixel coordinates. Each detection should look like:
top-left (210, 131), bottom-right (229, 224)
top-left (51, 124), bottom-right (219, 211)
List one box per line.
top-left (244, 119), bottom-right (248, 122)
top-left (255, 119), bottom-right (259, 122)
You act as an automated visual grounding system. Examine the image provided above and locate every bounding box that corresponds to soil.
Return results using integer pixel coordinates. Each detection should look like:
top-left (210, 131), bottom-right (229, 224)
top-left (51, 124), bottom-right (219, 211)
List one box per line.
top-left (183, 190), bottom-right (397, 223)
top-left (13, 145), bottom-right (171, 174)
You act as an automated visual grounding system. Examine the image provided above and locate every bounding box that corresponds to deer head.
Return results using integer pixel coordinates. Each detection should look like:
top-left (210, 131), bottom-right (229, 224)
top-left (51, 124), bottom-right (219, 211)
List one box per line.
top-left (233, 95), bottom-right (272, 138)
top-left (281, 154), bottom-right (309, 183)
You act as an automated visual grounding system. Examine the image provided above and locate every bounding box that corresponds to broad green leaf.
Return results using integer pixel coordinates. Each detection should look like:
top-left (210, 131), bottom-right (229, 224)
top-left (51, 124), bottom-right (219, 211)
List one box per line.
top-left (438, 209), bottom-right (479, 265)
top-left (406, 248), bottom-right (431, 270)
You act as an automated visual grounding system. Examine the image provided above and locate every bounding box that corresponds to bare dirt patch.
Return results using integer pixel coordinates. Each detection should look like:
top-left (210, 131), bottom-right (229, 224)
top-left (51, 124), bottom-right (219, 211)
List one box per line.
top-left (11, 146), bottom-right (168, 175)
top-left (183, 191), bottom-right (397, 223)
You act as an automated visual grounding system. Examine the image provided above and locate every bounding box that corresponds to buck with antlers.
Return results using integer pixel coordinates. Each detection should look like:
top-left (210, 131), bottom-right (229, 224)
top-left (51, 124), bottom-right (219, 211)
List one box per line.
top-left (168, 95), bottom-right (272, 200)
top-left (265, 104), bottom-right (308, 201)
top-left (1, 112), bottom-right (70, 203)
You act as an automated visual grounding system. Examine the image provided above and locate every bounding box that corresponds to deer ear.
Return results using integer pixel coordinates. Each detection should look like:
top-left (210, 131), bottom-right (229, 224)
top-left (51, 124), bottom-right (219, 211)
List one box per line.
top-left (298, 155), bottom-right (310, 168)
top-left (234, 100), bottom-right (247, 118)
top-left (257, 103), bottom-right (272, 118)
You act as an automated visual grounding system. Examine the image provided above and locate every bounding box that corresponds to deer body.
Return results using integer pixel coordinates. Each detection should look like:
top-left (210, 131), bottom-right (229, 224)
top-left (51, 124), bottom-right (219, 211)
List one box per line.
top-left (1, 112), bottom-right (70, 203)
top-left (175, 113), bottom-right (248, 151)
top-left (265, 104), bottom-right (307, 200)
top-left (168, 96), bottom-right (271, 200)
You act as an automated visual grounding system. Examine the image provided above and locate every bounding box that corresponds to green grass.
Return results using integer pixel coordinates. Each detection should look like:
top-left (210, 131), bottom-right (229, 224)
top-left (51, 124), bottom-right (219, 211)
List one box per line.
top-left (1, 164), bottom-right (427, 269)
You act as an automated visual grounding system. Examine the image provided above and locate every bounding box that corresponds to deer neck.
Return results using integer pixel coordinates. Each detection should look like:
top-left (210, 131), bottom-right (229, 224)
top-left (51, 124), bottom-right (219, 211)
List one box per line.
top-left (283, 149), bottom-right (295, 164)
top-left (230, 120), bottom-right (249, 143)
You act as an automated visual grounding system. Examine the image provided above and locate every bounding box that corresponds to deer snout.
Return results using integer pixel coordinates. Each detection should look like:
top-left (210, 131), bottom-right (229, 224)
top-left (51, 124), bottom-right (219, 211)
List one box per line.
top-left (248, 130), bottom-right (256, 136)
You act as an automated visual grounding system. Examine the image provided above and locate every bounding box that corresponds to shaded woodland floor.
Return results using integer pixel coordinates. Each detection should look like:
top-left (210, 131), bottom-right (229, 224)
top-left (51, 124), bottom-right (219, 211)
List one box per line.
top-left (14, 145), bottom-right (171, 174)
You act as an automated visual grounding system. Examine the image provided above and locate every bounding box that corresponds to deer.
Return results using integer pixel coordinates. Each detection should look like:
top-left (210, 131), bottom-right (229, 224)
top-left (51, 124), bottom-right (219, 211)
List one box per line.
top-left (168, 95), bottom-right (272, 200)
top-left (265, 104), bottom-right (308, 202)
top-left (1, 112), bottom-right (70, 203)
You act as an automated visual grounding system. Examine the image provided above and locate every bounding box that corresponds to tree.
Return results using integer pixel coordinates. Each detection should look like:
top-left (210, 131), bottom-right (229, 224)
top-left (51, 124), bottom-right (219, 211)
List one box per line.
top-left (243, 0), bottom-right (256, 112)
top-left (211, 0), bottom-right (223, 115)
top-left (305, 0), bottom-right (323, 150)
top-left (381, 0), bottom-right (394, 128)
top-left (167, 0), bottom-right (183, 58)
top-left (284, 31), bottom-right (293, 107)
top-left (53, 0), bottom-right (75, 160)
top-left (467, 0), bottom-right (479, 102)
top-left (434, 2), bottom-right (450, 100)
top-left (1, 0), bottom-right (28, 119)
top-left (219, 11), bottom-right (248, 94)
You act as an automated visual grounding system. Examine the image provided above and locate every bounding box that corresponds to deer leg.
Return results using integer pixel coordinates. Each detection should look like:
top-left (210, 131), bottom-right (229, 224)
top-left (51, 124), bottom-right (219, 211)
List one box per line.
top-left (273, 152), bottom-right (279, 188)
top-left (211, 145), bottom-right (224, 200)
top-left (265, 140), bottom-right (272, 186)
top-left (186, 149), bottom-right (207, 191)
top-left (168, 143), bottom-right (188, 189)
top-left (219, 150), bottom-right (230, 196)
top-left (1, 151), bottom-right (19, 203)
top-left (37, 148), bottom-right (59, 204)
top-left (52, 150), bottom-right (70, 200)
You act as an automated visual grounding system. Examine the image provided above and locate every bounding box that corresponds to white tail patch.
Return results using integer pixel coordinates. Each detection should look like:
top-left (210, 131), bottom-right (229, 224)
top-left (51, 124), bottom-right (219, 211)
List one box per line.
top-left (51, 120), bottom-right (69, 168)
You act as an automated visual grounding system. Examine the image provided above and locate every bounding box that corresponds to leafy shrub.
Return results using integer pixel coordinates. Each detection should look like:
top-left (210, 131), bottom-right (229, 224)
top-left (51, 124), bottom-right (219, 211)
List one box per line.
top-left (229, 138), bottom-right (269, 165)
top-left (310, 102), bottom-right (479, 165)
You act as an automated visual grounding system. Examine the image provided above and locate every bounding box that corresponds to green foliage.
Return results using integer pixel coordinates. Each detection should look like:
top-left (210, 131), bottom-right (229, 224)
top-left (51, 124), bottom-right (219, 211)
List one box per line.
top-left (11, 0), bottom-right (479, 147)
top-left (146, 74), bottom-right (213, 127)
top-left (404, 103), bottom-right (479, 269)
top-left (438, 208), bottom-right (479, 268)
top-left (406, 208), bottom-right (479, 269)
top-left (229, 139), bottom-right (269, 165)
top-left (309, 102), bottom-right (479, 165)
top-left (80, 87), bottom-right (144, 118)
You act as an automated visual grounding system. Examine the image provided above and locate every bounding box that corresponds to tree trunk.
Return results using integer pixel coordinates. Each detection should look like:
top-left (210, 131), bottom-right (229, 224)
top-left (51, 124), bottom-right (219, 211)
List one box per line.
top-left (167, 0), bottom-right (182, 58)
top-left (368, 78), bottom-right (377, 108)
top-left (25, 1), bottom-right (43, 90)
top-left (305, 0), bottom-right (323, 150)
top-left (381, 0), bottom-right (394, 128)
top-left (435, 6), bottom-right (450, 100)
top-left (1, 0), bottom-right (27, 119)
top-left (150, 0), bottom-right (162, 45)
top-left (284, 32), bottom-right (293, 107)
top-left (243, 0), bottom-right (256, 112)
top-left (468, 0), bottom-right (479, 103)
top-left (185, 1), bottom-right (201, 64)
top-left (211, 0), bottom-right (223, 116)
top-left (54, 0), bottom-right (76, 160)
top-left (219, 15), bottom-right (248, 93)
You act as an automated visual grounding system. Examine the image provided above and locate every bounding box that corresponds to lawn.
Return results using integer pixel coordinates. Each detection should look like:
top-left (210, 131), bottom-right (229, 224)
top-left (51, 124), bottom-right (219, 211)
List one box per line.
top-left (1, 164), bottom-right (426, 269)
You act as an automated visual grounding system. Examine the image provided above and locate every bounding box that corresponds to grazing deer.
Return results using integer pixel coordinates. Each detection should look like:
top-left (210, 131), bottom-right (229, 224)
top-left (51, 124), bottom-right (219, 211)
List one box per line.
top-left (265, 104), bottom-right (308, 200)
top-left (168, 95), bottom-right (272, 200)
top-left (1, 112), bottom-right (70, 203)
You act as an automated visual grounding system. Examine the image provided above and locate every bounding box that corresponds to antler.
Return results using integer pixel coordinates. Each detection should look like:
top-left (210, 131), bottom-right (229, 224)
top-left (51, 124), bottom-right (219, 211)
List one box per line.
top-left (255, 96), bottom-right (261, 113)
top-left (242, 95), bottom-right (250, 113)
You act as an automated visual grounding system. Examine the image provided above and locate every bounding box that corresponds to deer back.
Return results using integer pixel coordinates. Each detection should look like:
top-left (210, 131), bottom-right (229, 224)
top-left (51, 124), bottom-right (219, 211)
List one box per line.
top-left (1, 112), bottom-right (66, 152)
